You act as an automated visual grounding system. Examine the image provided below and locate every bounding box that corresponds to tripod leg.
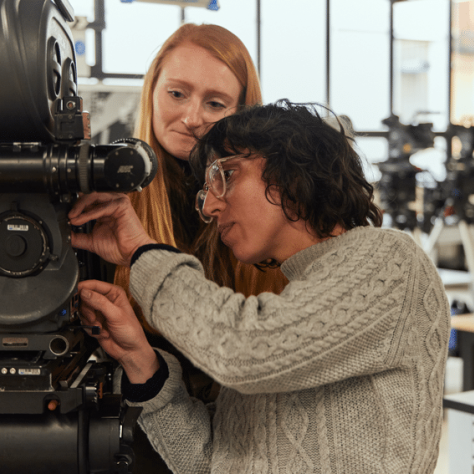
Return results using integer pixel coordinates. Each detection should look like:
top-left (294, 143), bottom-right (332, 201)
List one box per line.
top-left (458, 221), bottom-right (474, 284)
top-left (424, 218), bottom-right (444, 264)
top-left (411, 227), bottom-right (423, 247)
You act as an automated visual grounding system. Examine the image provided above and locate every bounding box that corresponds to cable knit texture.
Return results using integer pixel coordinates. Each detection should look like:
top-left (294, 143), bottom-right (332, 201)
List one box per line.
top-left (127, 226), bottom-right (450, 474)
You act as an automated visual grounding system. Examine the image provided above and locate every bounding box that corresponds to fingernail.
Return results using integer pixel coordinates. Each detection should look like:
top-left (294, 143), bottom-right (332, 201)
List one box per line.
top-left (82, 289), bottom-right (92, 299)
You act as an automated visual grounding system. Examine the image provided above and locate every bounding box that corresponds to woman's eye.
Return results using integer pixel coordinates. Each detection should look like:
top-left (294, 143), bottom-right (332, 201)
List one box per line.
top-left (223, 169), bottom-right (235, 182)
top-left (208, 101), bottom-right (226, 110)
top-left (168, 90), bottom-right (184, 99)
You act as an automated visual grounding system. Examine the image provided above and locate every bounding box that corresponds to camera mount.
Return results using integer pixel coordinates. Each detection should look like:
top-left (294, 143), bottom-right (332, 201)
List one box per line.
top-left (0, 1), bottom-right (157, 472)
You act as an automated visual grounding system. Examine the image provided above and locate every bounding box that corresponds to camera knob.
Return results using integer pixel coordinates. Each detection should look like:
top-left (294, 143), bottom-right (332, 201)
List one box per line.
top-left (0, 212), bottom-right (50, 277)
top-left (5, 234), bottom-right (27, 257)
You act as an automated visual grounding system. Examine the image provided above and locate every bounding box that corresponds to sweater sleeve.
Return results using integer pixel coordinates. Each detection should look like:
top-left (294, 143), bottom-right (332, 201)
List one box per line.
top-left (113, 176), bottom-right (177, 335)
top-left (129, 227), bottom-right (449, 395)
top-left (125, 349), bottom-right (213, 474)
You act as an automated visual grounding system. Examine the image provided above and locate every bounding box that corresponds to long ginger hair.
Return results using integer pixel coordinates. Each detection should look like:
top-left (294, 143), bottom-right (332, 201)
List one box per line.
top-left (114, 24), bottom-right (267, 331)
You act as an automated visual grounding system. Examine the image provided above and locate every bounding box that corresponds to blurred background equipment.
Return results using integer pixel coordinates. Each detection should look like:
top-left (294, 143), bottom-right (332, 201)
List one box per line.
top-left (375, 114), bottom-right (434, 233)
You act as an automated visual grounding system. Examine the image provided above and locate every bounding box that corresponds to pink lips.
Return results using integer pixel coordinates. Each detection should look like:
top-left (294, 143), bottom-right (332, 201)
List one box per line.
top-left (175, 131), bottom-right (195, 138)
top-left (218, 223), bottom-right (233, 243)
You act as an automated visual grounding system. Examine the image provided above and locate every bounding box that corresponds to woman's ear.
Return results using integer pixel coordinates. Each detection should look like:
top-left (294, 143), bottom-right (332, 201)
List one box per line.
top-left (264, 184), bottom-right (283, 206)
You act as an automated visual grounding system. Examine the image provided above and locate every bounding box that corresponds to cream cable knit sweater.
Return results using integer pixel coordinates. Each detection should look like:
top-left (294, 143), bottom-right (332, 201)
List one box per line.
top-left (127, 226), bottom-right (450, 474)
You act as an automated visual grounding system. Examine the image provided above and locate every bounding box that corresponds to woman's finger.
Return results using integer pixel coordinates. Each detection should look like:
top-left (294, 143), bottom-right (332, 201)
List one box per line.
top-left (69, 196), bottom-right (129, 226)
top-left (68, 192), bottom-right (127, 223)
top-left (70, 231), bottom-right (96, 253)
top-left (69, 192), bottom-right (122, 217)
top-left (79, 280), bottom-right (129, 306)
top-left (79, 300), bottom-right (99, 324)
top-left (79, 287), bottom-right (130, 327)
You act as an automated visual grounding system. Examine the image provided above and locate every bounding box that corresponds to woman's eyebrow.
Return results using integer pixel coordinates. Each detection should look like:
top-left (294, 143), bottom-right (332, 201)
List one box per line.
top-left (205, 154), bottom-right (242, 168)
top-left (165, 78), bottom-right (236, 102)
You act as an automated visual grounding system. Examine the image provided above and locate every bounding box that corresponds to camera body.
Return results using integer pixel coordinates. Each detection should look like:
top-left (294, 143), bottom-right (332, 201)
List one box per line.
top-left (376, 114), bottom-right (435, 231)
top-left (0, 1), bottom-right (155, 472)
top-left (444, 124), bottom-right (474, 224)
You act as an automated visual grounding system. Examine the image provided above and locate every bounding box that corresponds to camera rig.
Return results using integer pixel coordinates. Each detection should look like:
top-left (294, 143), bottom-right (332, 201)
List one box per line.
top-left (443, 123), bottom-right (474, 224)
top-left (0, 1), bottom-right (157, 472)
top-left (376, 114), bottom-right (435, 232)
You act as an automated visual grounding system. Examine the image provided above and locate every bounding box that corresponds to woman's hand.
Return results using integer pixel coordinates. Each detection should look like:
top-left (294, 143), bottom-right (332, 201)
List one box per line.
top-left (68, 192), bottom-right (156, 267)
top-left (79, 279), bottom-right (159, 383)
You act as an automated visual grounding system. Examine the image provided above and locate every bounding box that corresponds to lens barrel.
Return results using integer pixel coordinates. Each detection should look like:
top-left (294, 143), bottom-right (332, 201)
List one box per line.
top-left (0, 141), bottom-right (156, 195)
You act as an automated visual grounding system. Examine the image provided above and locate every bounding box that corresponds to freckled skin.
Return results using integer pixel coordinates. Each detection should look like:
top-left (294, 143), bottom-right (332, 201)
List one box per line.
top-left (152, 43), bottom-right (242, 161)
top-left (203, 156), bottom-right (333, 265)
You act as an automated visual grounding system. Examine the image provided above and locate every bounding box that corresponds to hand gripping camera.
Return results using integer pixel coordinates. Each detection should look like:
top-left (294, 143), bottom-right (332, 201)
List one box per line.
top-left (0, 1), bottom-right (157, 472)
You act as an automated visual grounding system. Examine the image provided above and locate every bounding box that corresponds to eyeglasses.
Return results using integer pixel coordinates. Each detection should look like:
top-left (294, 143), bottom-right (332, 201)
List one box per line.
top-left (195, 155), bottom-right (241, 223)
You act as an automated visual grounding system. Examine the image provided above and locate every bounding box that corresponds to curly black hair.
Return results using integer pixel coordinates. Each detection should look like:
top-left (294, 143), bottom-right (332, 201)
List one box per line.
top-left (190, 99), bottom-right (382, 241)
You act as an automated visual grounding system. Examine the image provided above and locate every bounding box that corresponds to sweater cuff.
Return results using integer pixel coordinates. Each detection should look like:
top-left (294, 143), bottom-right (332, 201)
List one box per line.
top-left (131, 243), bottom-right (182, 266)
top-left (121, 350), bottom-right (169, 403)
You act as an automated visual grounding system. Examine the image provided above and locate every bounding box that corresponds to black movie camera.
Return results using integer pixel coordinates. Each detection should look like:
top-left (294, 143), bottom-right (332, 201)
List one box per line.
top-left (0, 1), bottom-right (157, 472)
top-left (417, 124), bottom-right (474, 233)
top-left (376, 114), bottom-right (435, 230)
top-left (444, 124), bottom-right (474, 224)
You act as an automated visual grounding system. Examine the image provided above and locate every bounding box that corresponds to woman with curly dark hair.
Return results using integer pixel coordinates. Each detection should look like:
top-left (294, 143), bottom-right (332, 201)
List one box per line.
top-left (70, 100), bottom-right (450, 474)
top-left (191, 100), bottom-right (382, 253)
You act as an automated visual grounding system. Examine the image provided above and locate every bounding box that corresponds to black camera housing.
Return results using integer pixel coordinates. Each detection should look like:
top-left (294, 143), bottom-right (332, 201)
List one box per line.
top-left (0, 1), bottom-right (154, 472)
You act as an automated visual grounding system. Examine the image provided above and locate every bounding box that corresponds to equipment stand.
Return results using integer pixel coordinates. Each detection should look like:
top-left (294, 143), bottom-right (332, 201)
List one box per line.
top-left (408, 227), bottom-right (423, 247)
top-left (424, 219), bottom-right (474, 285)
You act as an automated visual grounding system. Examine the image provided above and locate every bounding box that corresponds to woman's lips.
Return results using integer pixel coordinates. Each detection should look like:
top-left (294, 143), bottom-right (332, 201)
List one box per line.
top-left (175, 131), bottom-right (195, 139)
top-left (218, 223), bottom-right (234, 243)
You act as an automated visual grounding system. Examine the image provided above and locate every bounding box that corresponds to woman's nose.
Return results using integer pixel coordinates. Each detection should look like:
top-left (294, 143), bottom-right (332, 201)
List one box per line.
top-left (202, 189), bottom-right (226, 220)
top-left (182, 99), bottom-right (204, 130)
